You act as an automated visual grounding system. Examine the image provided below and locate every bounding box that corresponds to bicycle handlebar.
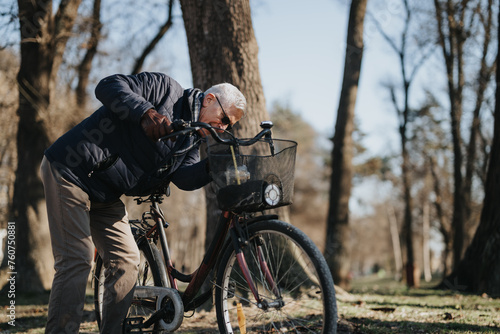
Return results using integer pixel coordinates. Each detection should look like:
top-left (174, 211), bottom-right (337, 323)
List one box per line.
top-left (159, 120), bottom-right (274, 147)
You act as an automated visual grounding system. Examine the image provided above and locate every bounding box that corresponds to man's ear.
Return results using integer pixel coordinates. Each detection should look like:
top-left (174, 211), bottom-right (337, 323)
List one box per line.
top-left (202, 93), bottom-right (215, 107)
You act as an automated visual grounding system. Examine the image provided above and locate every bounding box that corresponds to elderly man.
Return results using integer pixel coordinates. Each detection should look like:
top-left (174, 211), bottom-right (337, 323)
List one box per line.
top-left (40, 72), bottom-right (246, 333)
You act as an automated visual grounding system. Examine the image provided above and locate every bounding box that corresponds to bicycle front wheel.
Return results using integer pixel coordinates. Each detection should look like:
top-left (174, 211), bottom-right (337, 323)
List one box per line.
top-left (215, 219), bottom-right (337, 333)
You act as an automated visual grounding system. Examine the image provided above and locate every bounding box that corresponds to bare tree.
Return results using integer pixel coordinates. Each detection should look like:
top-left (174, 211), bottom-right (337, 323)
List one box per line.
top-left (408, 91), bottom-right (458, 276)
top-left (324, 0), bottom-right (368, 290)
top-left (11, 0), bottom-right (82, 292)
top-left (445, 8), bottom-right (500, 295)
top-left (433, 0), bottom-right (497, 272)
top-left (370, 0), bottom-right (434, 287)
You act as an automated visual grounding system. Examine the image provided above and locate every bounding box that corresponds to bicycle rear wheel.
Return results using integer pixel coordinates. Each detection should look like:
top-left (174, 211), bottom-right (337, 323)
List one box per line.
top-left (93, 240), bottom-right (168, 331)
top-left (215, 219), bottom-right (337, 333)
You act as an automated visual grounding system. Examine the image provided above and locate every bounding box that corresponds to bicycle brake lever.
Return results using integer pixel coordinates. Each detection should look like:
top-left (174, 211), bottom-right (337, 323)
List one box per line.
top-left (171, 119), bottom-right (189, 131)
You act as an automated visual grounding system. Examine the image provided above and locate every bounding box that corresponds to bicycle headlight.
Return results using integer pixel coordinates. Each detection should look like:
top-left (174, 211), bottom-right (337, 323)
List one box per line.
top-left (264, 184), bottom-right (281, 206)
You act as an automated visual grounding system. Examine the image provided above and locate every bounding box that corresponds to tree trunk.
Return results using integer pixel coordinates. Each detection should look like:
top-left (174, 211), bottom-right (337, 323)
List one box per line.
top-left (423, 200), bottom-right (432, 282)
top-left (401, 138), bottom-right (416, 287)
top-left (443, 9), bottom-right (500, 297)
top-left (429, 155), bottom-right (453, 275)
top-left (373, 0), bottom-right (432, 287)
top-left (433, 0), bottom-right (484, 273)
top-left (180, 0), bottom-right (267, 133)
top-left (387, 204), bottom-right (403, 281)
top-left (11, 0), bottom-right (82, 292)
top-left (324, 0), bottom-right (367, 290)
top-left (180, 0), bottom-right (282, 307)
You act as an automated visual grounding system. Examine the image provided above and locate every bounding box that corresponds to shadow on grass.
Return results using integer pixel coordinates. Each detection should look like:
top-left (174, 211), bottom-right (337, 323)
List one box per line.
top-left (0, 291), bottom-right (97, 333)
top-left (342, 317), bottom-right (499, 334)
top-left (0, 290), bottom-right (95, 306)
top-left (363, 298), bottom-right (489, 311)
top-left (0, 290), bottom-right (50, 306)
top-left (0, 310), bottom-right (95, 333)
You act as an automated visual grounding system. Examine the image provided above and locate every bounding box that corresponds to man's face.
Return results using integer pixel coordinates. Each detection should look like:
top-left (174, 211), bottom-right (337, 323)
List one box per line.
top-left (198, 93), bottom-right (243, 137)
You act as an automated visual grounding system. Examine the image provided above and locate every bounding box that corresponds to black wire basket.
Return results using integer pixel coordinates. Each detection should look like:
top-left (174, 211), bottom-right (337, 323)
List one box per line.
top-left (207, 139), bottom-right (297, 213)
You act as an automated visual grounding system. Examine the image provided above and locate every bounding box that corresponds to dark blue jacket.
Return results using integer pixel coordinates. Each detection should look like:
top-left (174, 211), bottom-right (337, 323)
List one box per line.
top-left (45, 72), bottom-right (210, 202)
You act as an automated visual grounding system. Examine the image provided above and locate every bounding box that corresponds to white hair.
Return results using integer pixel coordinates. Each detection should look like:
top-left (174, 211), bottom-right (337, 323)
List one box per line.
top-left (205, 83), bottom-right (247, 117)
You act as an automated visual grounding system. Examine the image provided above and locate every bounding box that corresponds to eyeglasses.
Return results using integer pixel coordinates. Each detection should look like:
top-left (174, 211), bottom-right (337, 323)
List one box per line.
top-left (215, 95), bottom-right (232, 131)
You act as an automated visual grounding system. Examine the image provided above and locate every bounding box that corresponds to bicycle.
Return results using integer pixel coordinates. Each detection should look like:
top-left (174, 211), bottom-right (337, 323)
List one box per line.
top-left (93, 121), bottom-right (338, 333)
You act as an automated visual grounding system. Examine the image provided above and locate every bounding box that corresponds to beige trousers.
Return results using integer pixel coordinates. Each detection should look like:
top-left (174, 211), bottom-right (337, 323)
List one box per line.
top-left (40, 156), bottom-right (140, 334)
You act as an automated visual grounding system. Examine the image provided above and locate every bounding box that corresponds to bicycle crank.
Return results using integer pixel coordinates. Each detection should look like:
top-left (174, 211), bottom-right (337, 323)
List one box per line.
top-left (124, 286), bottom-right (184, 333)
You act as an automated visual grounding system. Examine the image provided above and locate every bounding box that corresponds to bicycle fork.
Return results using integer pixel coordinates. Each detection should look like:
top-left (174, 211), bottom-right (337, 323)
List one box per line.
top-left (230, 220), bottom-right (282, 310)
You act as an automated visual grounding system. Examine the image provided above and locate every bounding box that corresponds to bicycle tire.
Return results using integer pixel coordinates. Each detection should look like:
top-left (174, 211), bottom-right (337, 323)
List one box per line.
top-left (93, 240), bottom-right (168, 331)
top-left (215, 219), bottom-right (337, 333)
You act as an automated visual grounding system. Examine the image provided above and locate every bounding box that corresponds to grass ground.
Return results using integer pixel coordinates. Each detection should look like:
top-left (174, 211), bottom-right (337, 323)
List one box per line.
top-left (1, 276), bottom-right (498, 333)
top-left (337, 275), bottom-right (500, 334)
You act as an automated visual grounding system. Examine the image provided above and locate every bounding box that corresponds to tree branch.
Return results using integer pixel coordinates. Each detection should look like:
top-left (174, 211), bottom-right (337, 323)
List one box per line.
top-left (132, 0), bottom-right (174, 74)
top-left (76, 0), bottom-right (102, 109)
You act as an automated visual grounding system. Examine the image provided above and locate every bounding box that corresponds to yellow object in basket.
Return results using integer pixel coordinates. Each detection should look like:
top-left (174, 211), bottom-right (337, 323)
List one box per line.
top-left (230, 146), bottom-right (241, 185)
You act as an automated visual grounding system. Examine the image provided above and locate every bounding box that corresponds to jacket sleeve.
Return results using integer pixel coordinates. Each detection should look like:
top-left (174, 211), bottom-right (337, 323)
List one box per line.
top-left (170, 158), bottom-right (211, 191)
top-left (94, 72), bottom-right (176, 124)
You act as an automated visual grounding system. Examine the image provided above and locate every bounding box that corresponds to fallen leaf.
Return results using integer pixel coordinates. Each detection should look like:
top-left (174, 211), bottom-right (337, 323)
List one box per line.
top-left (443, 312), bottom-right (454, 320)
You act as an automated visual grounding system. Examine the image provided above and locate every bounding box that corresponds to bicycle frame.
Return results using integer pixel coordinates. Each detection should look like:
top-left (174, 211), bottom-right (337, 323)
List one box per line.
top-left (120, 121), bottom-right (290, 329)
top-left (134, 195), bottom-right (282, 328)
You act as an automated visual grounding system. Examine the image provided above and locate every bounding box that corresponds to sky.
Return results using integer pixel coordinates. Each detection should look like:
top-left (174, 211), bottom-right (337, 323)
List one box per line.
top-left (91, 0), bottom-right (449, 217)
top-left (161, 0), bottom-right (407, 156)
top-left (142, 0), bottom-right (416, 216)
top-left (245, 0), bottom-right (438, 215)
top-left (250, 0), bottom-right (435, 156)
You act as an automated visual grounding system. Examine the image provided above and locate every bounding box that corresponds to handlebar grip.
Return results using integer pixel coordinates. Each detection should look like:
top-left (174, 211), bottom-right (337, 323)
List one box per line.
top-left (171, 120), bottom-right (190, 131)
top-left (260, 121), bottom-right (273, 129)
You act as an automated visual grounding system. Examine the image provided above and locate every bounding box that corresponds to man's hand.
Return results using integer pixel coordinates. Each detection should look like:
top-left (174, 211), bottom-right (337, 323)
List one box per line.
top-left (140, 109), bottom-right (173, 141)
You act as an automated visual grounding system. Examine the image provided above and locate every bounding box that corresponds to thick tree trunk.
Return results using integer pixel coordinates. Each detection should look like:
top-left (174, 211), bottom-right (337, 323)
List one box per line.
top-left (12, 0), bottom-right (82, 292)
top-left (324, 0), bottom-right (367, 290)
top-left (180, 0), bottom-right (277, 230)
top-left (180, 0), bottom-right (267, 134)
top-left (181, 0), bottom-right (287, 308)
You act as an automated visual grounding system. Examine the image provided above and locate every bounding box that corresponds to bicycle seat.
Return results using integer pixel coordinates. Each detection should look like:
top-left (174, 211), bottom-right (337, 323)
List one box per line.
top-left (148, 182), bottom-right (170, 197)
